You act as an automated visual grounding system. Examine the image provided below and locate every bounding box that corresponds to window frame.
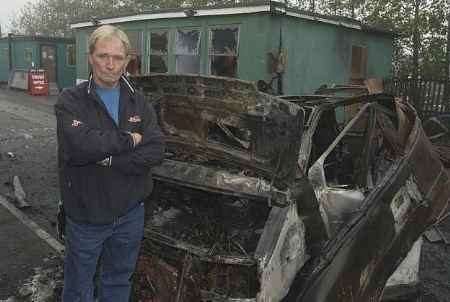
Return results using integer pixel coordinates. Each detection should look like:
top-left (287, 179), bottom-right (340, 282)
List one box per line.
top-left (148, 29), bottom-right (170, 74)
top-left (174, 27), bottom-right (202, 74)
top-left (125, 30), bottom-right (144, 75)
top-left (207, 25), bottom-right (240, 77)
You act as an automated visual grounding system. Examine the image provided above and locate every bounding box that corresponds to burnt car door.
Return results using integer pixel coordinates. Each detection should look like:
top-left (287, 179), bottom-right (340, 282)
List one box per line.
top-left (287, 95), bottom-right (450, 301)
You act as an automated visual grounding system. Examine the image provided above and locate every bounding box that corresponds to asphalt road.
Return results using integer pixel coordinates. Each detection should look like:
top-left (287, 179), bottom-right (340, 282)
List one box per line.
top-left (0, 87), bottom-right (62, 300)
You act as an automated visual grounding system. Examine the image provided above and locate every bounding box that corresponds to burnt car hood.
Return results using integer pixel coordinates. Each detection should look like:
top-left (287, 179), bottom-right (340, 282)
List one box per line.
top-left (134, 74), bottom-right (304, 196)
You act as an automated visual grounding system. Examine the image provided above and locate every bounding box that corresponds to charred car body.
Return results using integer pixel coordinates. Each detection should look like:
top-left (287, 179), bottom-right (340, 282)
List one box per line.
top-left (131, 75), bottom-right (450, 302)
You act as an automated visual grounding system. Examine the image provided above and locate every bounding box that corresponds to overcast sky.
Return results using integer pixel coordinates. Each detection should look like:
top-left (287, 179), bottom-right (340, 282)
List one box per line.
top-left (0, 0), bottom-right (38, 35)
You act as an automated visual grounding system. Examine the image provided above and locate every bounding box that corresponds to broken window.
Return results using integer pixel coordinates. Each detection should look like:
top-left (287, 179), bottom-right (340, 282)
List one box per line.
top-left (149, 30), bottom-right (168, 73)
top-left (126, 31), bottom-right (143, 75)
top-left (66, 44), bottom-right (76, 66)
top-left (350, 45), bottom-right (368, 81)
top-left (175, 29), bottom-right (201, 74)
top-left (209, 26), bottom-right (239, 77)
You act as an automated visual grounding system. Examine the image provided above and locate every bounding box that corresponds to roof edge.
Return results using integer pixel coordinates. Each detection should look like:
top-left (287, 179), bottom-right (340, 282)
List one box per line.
top-left (71, 1), bottom-right (271, 29)
top-left (0, 34), bottom-right (75, 43)
top-left (70, 0), bottom-right (394, 36)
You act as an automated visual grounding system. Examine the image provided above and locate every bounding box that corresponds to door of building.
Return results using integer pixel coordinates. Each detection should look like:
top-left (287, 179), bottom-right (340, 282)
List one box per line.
top-left (40, 45), bottom-right (57, 83)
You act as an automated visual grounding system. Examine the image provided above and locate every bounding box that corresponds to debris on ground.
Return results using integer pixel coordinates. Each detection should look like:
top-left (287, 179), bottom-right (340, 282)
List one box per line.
top-left (13, 176), bottom-right (30, 209)
top-left (2, 257), bottom-right (63, 302)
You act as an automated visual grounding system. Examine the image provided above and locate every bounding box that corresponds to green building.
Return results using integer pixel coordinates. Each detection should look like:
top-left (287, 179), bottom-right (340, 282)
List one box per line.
top-left (71, 0), bottom-right (394, 95)
top-left (0, 34), bottom-right (76, 90)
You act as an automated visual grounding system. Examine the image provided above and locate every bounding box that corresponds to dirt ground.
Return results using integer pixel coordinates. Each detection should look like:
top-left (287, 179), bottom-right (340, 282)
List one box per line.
top-left (0, 87), bottom-right (449, 301)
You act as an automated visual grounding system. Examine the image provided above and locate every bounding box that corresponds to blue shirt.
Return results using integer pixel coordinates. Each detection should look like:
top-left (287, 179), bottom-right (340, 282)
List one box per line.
top-left (96, 86), bottom-right (120, 125)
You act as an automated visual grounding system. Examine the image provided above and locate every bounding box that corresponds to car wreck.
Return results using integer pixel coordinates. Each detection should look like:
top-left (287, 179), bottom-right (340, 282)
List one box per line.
top-left (130, 74), bottom-right (450, 302)
top-left (423, 114), bottom-right (450, 169)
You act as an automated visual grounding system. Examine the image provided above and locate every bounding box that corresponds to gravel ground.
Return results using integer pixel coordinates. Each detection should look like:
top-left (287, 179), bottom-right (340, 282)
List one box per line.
top-left (420, 217), bottom-right (450, 302)
top-left (0, 88), bottom-right (59, 239)
top-left (0, 87), bottom-right (449, 301)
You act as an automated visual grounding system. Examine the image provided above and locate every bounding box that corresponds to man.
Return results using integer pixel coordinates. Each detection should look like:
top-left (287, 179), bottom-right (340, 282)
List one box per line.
top-left (55, 25), bottom-right (165, 302)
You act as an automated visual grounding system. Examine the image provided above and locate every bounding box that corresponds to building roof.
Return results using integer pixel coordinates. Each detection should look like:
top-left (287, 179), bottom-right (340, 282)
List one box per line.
top-left (0, 34), bottom-right (75, 43)
top-left (70, 0), bottom-right (394, 37)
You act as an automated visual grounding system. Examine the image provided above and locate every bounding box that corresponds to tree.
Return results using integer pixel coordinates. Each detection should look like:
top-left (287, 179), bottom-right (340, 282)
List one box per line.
top-left (9, 0), bottom-right (141, 36)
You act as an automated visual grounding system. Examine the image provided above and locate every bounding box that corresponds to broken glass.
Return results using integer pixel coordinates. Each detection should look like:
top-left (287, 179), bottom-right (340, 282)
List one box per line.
top-left (175, 29), bottom-right (201, 74)
top-left (176, 29), bottom-right (200, 55)
top-left (209, 27), bottom-right (239, 77)
top-left (126, 31), bottom-right (143, 75)
top-left (150, 31), bottom-right (168, 73)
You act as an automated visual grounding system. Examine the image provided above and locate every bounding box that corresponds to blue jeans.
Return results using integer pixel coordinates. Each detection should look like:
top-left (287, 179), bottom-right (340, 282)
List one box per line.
top-left (62, 202), bottom-right (144, 302)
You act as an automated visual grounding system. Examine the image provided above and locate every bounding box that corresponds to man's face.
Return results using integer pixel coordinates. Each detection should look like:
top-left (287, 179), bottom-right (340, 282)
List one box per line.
top-left (88, 36), bottom-right (129, 88)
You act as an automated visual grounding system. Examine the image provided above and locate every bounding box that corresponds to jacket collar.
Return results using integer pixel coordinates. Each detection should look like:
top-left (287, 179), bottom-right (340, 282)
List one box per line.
top-left (87, 72), bottom-right (136, 96)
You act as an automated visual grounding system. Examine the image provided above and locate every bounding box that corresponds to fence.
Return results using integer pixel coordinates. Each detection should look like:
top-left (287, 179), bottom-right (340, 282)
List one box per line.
top-left (383, 78), bottom-right (450, 119)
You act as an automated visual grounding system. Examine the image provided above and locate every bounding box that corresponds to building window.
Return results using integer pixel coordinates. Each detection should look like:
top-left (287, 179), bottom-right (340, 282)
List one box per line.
top-left (175, 29), bottom-right (201, 74)
top-left (126, 30), bottom-right (143, 75)
top-left (350, 45), bottom-right (368, 80)
top-left (149, 30), bottom-right (168, 73)
top-left (66, 44), bottom-right (76, 66)
top-left (209, 26), bottom-right (239, 78)
top-left (24, 48), bottom-right (33, 63)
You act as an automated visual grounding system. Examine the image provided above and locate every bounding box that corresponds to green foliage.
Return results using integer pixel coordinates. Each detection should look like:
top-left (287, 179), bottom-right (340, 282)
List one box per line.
top-left (9, 0), bottom-right (139, 36)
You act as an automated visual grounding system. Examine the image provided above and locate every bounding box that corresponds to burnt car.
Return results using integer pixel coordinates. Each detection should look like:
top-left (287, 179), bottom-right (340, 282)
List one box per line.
top-left (423, 114), bottom-right (450, 168)
top-left (130, 74), bottom-right (450, 302)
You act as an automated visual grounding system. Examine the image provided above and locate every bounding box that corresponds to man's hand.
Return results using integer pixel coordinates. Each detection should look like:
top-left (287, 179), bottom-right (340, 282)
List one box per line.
top-left (129, 132), bottom-right (142, 147)
top-left (96, 156), bottom-right (112, 167)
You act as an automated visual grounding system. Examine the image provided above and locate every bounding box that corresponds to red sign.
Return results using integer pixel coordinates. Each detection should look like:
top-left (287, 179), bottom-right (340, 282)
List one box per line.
top-left (28, 69), bottom-right (49, 96)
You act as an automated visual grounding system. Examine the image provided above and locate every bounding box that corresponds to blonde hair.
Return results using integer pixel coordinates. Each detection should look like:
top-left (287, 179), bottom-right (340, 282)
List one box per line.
top-left (88, 25), bottom-right (131, 55)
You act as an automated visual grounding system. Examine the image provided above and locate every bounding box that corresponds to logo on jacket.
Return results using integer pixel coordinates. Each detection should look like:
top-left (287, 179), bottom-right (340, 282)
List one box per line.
top-left (128, 115), bottom-right (141, 123)
top-left (71, 119), bottom-right (83, 127)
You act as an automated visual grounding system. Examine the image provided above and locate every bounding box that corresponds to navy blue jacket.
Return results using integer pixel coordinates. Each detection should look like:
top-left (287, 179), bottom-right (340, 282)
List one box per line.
top-left (55, 75), bottom-right (165, 224)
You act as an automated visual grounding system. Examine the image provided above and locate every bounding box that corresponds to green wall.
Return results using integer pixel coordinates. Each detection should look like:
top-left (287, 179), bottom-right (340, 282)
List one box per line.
top-left (74, 12), bottom-right (393, 95)
top-left (0, 40), bottom-right (9, 82)
top-left (0, 38), bottom-right (76, 88)
top-left (56, 43), bottom-right (76, 88)
top-left (11, 40), bottom-right (37, 70)
top-left (278, 15), bottom-right (393, 94)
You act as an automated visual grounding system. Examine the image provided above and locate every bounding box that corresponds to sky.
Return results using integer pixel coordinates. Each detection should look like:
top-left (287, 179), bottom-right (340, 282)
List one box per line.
top-left (0, 0), bottom-right (38, 35)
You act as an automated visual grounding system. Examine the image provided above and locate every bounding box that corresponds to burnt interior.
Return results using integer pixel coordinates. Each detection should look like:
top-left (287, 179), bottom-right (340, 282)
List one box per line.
top-left (136, 181), bottom-right (269, 300)
top-left (146, 182), bottom-right (270, 254)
